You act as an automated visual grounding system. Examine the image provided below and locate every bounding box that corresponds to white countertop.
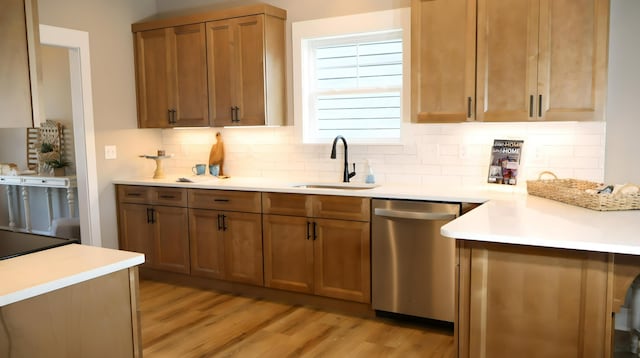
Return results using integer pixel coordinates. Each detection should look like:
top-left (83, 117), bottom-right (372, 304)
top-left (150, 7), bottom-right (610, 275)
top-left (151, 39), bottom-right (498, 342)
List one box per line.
top-left (0, 244), bottom-right (144, 306)
top-left (113, 175), bottom-right (495, 203)
top-left (114, 175), bottom-right (640, 255)
top-left (441, 194), bottom-right (640, 255)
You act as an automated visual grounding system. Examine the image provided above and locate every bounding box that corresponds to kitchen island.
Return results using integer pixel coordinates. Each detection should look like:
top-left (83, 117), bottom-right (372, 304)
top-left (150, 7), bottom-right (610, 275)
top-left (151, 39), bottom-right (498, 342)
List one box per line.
top-left (0, 242), bottom-right (144, 357)
top-left (441, 195), bottom-right (640, 358)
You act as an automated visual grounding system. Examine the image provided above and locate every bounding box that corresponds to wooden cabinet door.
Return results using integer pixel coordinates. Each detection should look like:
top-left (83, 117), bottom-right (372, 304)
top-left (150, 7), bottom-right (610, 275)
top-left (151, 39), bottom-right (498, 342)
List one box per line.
top-left (135, 24), bottom-right (208, 128)
top-left (118, 203), bottom-right (154, 267)
top-left (206, 19), bottom-right (235, 127)
top-left (314, 218), bottom-right (371, 303)
top-left (263, 214), bottom-right (314, 294)
top-left (152, 205), bottom-right (190, 274)
top-left (411, 0), bottom-right (476, 123)
top-left (0, 0), bottom-right (38, 128)
top-left (537, 0), bottom-right (609, 121)
top-left (171, 23), bottom-right (209, 127)
top-left (135, 28), bottom-right (172, 128)
top-left (189, 208), bottom-right (225, 280)
top-left (224, 211), bottom-right (264, 285)
top-left (232, 15), bottom-right (266, 126)
top-left (458, 241), bottom-right (609, 357)
top-left (206, 15), bottom-right (266, 127)
top-left (476, 0), bottom-right (539, 122)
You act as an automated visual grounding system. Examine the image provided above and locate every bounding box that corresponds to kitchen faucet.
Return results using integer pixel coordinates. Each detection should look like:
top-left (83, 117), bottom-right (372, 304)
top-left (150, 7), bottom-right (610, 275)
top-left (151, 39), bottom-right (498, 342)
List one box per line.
top-left (330, 135), bottom-right (356, 183)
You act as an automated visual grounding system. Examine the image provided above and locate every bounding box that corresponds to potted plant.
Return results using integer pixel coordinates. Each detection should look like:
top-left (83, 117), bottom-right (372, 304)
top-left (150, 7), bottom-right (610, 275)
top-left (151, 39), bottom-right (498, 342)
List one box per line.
top-left (44, 158), bottom-right (71, 177)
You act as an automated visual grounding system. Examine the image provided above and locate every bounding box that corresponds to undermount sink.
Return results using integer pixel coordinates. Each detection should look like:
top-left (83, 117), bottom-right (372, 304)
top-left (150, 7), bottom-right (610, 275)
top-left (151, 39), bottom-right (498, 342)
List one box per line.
top-left (290, 183), bottom-right (379, 190)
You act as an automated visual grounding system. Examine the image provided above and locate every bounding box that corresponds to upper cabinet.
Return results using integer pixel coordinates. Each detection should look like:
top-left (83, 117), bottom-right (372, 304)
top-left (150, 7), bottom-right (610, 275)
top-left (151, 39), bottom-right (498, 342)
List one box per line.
top-left (412, 0), bottom-right (610, 123)
top-left (0, 0), bottom-right (41, 128)
top-left (132, 4), bottom-right (286, 128)
top-left (135, 24), bottom-right (209, 128)
top-left (411, 0), bottom-right (476, 123)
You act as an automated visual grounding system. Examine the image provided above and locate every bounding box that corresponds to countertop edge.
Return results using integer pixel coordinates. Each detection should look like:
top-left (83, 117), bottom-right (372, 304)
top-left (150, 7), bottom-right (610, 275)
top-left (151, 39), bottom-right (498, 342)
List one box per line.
top-left (0, 245), bottom-right (144, 307)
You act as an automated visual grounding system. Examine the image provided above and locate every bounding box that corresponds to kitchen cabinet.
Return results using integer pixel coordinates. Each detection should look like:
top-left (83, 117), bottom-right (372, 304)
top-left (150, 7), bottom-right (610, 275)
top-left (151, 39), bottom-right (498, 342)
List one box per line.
top-left (134, 23), bottom-right (209, 128)
top-left (262, 193), bottom-right (371, 303)
top-left (207, 14), bottom-right (285, 127)
top-left (411, 0), bottom-right (476, 123)
top-left (456, 241), bottom-right (609, 357)
top-left (0, 0), bottom-right (41, 128)
top-left (188, 189), bottom-right (263, 286)
top-left (116, 185), bottom-right (190, 274)
top-left (411, 0), bottom-right (609, 123)
top-left (131, 4), bottom-right (286, 128)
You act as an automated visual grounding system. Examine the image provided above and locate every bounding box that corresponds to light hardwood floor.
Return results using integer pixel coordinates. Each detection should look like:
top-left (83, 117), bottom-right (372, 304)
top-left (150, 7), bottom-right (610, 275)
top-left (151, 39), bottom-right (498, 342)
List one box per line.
top-left (139, 279), bottom-right (455, 357)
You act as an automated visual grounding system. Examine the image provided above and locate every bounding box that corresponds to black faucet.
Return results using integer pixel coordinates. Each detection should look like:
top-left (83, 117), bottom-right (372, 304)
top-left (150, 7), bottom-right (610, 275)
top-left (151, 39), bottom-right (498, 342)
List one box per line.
top-left (330, 135), bottom-right (356, 183)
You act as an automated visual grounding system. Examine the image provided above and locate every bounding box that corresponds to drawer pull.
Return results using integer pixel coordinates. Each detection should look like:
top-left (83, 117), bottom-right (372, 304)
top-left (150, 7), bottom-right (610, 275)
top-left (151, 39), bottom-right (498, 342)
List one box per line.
top-left (127, 193), bottom-right (142, 197)
top-left (159, 195), bottom-right (176, 199)
top-left (214, 199), bottom-right (230, 202)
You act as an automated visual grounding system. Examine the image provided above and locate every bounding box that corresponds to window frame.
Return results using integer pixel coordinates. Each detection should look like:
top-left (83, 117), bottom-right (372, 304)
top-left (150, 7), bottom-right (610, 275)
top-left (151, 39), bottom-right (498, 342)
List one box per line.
top-left (292, 8), bottom-right (411, 145)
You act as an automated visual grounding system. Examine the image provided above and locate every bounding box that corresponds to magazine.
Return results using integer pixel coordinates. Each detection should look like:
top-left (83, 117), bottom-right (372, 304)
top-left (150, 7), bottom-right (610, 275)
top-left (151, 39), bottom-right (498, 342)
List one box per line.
top-left (487, 139), bottom-right (524, 185)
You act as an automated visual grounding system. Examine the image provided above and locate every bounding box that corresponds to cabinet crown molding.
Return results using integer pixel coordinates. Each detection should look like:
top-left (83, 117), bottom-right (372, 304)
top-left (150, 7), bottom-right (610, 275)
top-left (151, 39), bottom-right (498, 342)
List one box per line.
top-left (132, 3), bottom-right (287, 33)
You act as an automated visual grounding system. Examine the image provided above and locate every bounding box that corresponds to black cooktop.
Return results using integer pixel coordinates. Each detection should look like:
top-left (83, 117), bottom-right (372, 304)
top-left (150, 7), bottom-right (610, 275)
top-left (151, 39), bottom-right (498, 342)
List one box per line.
top-left (0, 230), bottom-right (78, 260)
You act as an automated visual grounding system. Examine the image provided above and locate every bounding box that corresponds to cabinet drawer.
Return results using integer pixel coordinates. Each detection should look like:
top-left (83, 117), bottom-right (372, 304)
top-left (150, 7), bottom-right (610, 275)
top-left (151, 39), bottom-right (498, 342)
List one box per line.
top-left (188, 189), bottom-right (261, 213)
top-left (150, 187), bottom-right (187, 206)
top-left (117, 185), bottom-right (187, 206)
top-left (117, 185), bottom-right (150, 204)
top-left (262, 192), bottom-right (310, 217)
top-left (313, 195), bottom-right (370, 222)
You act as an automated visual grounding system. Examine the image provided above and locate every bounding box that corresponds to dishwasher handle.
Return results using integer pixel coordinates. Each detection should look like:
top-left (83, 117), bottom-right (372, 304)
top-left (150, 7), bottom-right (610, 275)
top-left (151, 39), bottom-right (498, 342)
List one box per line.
top-left (374, 208), bottom-right (457, 221)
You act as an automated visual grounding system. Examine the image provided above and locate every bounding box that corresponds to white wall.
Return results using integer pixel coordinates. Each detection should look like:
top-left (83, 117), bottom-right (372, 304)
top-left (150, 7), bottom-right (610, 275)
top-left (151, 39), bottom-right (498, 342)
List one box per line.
top-left (37, 0), bottom-right (159, 248)
top-left (605, 0), bottom-right (640, 184)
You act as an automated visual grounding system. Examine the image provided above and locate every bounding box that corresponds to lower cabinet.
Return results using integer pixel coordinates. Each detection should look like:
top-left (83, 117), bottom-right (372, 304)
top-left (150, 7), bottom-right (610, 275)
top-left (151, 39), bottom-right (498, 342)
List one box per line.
top-left (456, 240), bottom-right (609, 357)
top-left (262, 193), bottom-right (371, 303)
top-left (116, 186), bottom-right (372, 303)
top-left (188, 189), bottom-right (263, 286)
top-left (189, 208), bottom-right (263, 285)
top-left (117, 185), bottom-right (190, 274)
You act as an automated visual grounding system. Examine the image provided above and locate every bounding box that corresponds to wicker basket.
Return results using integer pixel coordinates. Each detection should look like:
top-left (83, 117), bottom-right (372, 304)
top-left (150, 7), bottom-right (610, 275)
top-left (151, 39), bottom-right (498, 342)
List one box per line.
top-left (526, 171), bottom-right (640, 211)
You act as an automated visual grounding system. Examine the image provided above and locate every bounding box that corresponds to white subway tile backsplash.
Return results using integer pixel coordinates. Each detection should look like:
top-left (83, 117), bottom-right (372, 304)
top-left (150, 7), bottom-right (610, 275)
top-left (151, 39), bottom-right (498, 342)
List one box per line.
top-left (160, 121), bottom-right (606, 189)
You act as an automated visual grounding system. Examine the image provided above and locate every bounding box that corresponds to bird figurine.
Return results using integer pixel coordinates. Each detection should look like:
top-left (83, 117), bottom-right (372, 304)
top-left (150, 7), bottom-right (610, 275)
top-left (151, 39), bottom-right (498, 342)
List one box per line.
top-left (208, 131), bottom-right (225, 176)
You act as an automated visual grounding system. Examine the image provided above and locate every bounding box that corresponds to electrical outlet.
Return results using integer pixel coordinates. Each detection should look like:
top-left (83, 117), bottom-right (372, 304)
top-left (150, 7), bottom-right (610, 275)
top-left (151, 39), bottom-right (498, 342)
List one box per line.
top-left (104, 145), bottom-right (117, 160)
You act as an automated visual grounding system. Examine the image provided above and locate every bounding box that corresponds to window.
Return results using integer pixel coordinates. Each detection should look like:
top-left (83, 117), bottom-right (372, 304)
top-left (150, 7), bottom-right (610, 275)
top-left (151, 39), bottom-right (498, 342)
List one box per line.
top-left (293, 8), bottom-right (410, 144)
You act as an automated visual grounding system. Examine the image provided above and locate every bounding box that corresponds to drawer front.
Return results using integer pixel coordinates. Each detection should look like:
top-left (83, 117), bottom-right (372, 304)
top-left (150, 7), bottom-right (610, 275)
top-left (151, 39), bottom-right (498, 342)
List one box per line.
top-left (150, 187), bottom-right (188, 207)
top-left (22, 177), bottom-right (70, 187)
top-left (188, 189), bottom-right (261, 213)
top-left (117, 185), bottom-right (150, 204)
top-left (262, 192), bottom-right (310, 217)
top-left (0, 176), bottom-right (22, 185)
top-left (312, 195), bottom-right (370, 222)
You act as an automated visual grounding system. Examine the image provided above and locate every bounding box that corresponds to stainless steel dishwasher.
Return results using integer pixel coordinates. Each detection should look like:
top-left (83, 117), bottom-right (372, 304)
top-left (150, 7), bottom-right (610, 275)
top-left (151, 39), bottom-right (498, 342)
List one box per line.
top-left (372, 199), bottom-right (460, 322)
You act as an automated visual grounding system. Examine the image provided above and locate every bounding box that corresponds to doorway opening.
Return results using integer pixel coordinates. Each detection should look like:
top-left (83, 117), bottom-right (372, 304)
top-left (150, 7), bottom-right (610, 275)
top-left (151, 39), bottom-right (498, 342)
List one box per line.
top-left (39, 25), bottom-right (101, 246)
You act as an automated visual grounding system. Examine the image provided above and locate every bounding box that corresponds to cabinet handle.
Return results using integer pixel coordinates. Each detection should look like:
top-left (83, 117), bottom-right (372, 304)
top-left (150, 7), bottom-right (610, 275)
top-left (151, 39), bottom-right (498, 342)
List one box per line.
top-left (312, 222), bottom-right (317, 241)
top-left (230, 107), bottom-right (235, 122)
top-left (217, 214), bottom-right (222, 231)
top-left (146, 208), bottom-right (156, 224)
top-left (159, 195), bottom-right (175, 199)
top-left (234, 106), bottom-right (240, 122)
top-left (529, 95), bottom-right (534, 117)
top-left (467, 97), bottom-right (472, 118)
top-left (538, 95), bottom-right (542, 118)
top-left (127, 193), bottom-right (142, 197)
top-left (221, 214), bottom-right (227, 231)
top-left (213, 199), bottom-right (229, 202)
